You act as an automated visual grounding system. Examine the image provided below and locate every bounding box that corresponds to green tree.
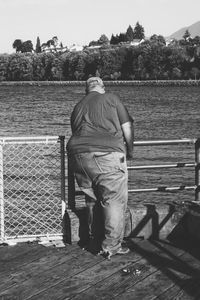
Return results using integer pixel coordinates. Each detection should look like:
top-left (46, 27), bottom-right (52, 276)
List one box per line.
top-left (7, 53), bottom-right (33, 81)
top-left (0, 54), bottom-right (9, 81)
top-left (73, 52), bottom-right (88, 80)
top-left (118, 33), bottom-right (127, 43)
top-left (21, 40), bottom-right (33, 53)
top-left (89, 40), bottom-right (99, 46)
top-left (192, 36), bottom-right (200, 46)
top-left (83, 51), bottom-right (101, 78)
top-left (13, 39), bottom-right (23, 52)
top-left (133, 22), bottom-right (145, 40)
top-left (150, 34), bottom-right (166, 46)
top-left (41, 52), bottom-right (55, 80)
top-left (190, 67), bottom-right (200, 79)
top-left (110, 34), bottom-right (120, 45)
top-left (35, 36), bottom-right (41, 53)
top-left (98, 48), bottom-right (124, 79)
top-left (47, 39), bottom-right (54, 47)
top-left (32, 53), bottom-right (45, 80)
top-left (126, 25), bottom-right (134, 42)
top-left (171, 67), bottom-right (182, 79)
top-left (183, 29), bottom-right (191, 41)
top-left (98, 34), bottom-right (110, 45)
top-left (51, 56), bottom-right (65, 80)
top-left (52, 36), bottom-right (58, 47)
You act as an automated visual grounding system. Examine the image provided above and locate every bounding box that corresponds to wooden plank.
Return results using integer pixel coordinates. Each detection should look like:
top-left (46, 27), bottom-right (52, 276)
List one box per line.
top-left (1, 238), bottom-right (199, 300)
top-left (29, 239), bottom-right (186, 300)
top-left (114, 240), bottom-right (200, 300)
top-left (69, 239), bottom-right (187, 300)
top-left (0, 243), bottom-right (50, 273)
top-left (151, 242), bottom-right (200, 300)
top-left (0, 245), bottom-right (104, 299)
top-left (0, 243), bottom-right (78, 291)
top-left (0, 242), bottom-right (38, 261)
top-left (0, 242), bottom-right (77, 273)
top-left (173, 280), bottom-right (200, 300)
top-left (153, 279), bottom-right (200, 300)
top-left (30, 247), bottom-right (143, 300)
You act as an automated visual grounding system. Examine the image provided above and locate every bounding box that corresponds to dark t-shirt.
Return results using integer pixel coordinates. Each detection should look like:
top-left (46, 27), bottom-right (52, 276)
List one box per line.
top-left (67, 91), bottom-right (132, 154)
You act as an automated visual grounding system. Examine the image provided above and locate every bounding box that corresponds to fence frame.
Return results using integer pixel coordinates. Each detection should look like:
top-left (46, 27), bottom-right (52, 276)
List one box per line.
top-left (0, 135), bottom-right (66, 244)
top-left (0, 143), bottom-right (4, 241)
top-left (68, 138), bottom-right (200, 209)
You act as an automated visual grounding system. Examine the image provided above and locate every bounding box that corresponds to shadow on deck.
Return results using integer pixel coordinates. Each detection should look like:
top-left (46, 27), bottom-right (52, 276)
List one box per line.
top-left (1, 236), bottom-right (200, 299)
top-left (1, 201), bottom-right (200, 299)
top-left (1, 138), bottom-right (200, 298)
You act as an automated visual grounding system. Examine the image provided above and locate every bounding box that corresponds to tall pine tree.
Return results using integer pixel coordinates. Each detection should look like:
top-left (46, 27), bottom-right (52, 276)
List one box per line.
top-left (35, 36), bottom-right (41, 53)
top-left (126, 25), bottom-right (134, 42)
top-left (133, 22), bottom-right (145, 40)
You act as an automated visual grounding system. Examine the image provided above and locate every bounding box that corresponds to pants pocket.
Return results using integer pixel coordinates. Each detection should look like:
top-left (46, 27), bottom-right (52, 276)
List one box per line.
top-left (93, 152), bottom-right (114, 173)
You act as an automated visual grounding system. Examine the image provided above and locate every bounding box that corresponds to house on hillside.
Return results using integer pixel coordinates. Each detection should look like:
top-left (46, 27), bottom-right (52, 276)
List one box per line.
top-left (68, 44), bottom-right (84, 52)
top-left (86, 45), bottom-right (102, 50)
top-left (41, 44), bottom-right (68, 53)
top-left (130, 39), bottom-right (145, 46)
top-left (41, 36), bottom-right (68, 53)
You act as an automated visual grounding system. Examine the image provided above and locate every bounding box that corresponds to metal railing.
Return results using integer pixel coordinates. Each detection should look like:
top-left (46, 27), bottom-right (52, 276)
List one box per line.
top-left (0, 136), bottom-right (66, 244)
top-left (1, 136), bottom-right (199, 244)
top-left (68, 138), bottom-right (200, 209)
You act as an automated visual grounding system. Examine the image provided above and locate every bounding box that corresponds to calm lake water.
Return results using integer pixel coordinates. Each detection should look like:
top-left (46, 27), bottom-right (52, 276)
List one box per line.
top-left (0, 84), bottom-right (199, 204)
top-left (0, 85), bottom-right (199, 140)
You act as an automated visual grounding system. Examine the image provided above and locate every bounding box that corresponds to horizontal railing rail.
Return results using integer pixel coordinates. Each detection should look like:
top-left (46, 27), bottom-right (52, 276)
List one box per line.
top-left (128, 163), bottom-right (195, 170)
top-left (133, 139), bottom-right (197, 146)
top-left (68, 138), bottom-right (200, 209)
top-left (0, 136), bottom-right (59, 144)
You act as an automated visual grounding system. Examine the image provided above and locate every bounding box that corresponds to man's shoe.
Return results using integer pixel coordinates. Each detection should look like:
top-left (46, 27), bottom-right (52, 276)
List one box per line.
top-left (98, 246), bottom-right (130, 260)
top-left (116, 246), bottom-right (130, 255)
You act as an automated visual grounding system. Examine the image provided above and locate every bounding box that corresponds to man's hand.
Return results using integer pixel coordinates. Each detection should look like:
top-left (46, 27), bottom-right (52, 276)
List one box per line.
top-left (121, 121), bottom-right (134, 160)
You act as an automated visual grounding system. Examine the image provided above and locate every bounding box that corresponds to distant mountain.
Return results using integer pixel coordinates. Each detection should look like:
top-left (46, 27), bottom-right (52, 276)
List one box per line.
top-left (169, 21), bottom-right (200, 40)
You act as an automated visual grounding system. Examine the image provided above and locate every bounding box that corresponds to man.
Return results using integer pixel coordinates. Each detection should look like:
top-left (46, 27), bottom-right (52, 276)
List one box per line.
top-left (67, 77), bottom-right (134, 259)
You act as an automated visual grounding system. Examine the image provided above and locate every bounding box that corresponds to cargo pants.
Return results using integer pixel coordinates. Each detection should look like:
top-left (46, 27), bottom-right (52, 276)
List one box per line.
top-left (70, 151), bottom-right (128, 254)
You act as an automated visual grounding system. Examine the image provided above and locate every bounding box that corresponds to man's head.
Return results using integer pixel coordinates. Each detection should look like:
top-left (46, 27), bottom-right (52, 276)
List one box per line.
top-left (85, 77), bottom-right (105, 94)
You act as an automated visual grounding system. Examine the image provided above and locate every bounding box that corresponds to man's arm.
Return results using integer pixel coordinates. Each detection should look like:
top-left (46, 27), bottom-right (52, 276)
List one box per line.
top-left (121, 121), bottom-right (134, 160)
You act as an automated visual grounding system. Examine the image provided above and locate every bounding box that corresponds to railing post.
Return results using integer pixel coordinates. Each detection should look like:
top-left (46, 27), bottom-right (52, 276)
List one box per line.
top-left (60, 136), bottom-right (66, 217)
top-left (0, 143), bottom-right (5, 243)
top-left (195, 138), bottom-right (200, 201)
top-left (67, 155), bottom-right (76, 210)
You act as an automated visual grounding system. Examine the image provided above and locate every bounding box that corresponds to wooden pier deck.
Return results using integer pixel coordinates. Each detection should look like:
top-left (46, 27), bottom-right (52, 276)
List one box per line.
top-left (1, 237), bottom-right (200, 300)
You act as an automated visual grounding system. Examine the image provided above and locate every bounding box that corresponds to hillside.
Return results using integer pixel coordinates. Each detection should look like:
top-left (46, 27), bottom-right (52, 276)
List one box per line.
top-left (169, 20), bottom-right (200, 40)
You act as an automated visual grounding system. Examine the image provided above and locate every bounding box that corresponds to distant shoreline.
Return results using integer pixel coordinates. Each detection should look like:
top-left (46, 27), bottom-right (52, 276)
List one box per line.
top-left (0, 80), bottom-right (200, 86)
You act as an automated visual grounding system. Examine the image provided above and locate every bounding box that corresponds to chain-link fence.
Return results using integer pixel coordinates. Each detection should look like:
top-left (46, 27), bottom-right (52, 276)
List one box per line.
top-left (0, 136), bottom-right (65, 244)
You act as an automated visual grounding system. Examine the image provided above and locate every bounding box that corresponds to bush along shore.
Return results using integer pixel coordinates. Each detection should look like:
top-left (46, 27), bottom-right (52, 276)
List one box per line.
top-left (0, 80), bottom-right (200, 86)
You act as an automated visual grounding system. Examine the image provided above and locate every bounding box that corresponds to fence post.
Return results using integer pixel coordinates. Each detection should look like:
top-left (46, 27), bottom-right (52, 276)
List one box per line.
top-left (60, 136), bottom-right (66, 217)
top-left (67, 155), bottom-right (76, 210)
top-left (0, 143), bottom-right (4, 243)
top-left (195, 138), bottom-right (200, 201)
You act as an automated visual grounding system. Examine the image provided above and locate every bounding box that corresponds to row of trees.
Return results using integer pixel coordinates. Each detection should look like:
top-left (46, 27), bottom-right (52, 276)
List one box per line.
top-left (12, 36), bottom-right (63, 54)
top-left (1, 36), bottom-right (200, 81)
top-left (12, 23), bottom-right (145, 53)
top-left (89, 22), bottom-right (145, 46)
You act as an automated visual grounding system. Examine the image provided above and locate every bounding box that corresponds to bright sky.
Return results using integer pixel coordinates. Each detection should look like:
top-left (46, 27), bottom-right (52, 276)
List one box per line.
top-left (0, 0), bottom-right (200, 54)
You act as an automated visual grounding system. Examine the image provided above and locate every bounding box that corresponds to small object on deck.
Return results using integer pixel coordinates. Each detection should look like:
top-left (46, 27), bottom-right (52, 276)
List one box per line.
top-left (122, 267), bottom-right (141, 276)
top-left (38, 239), bottom-right (66, 248)
top-left (122, 268), bottom-right (131, 274)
